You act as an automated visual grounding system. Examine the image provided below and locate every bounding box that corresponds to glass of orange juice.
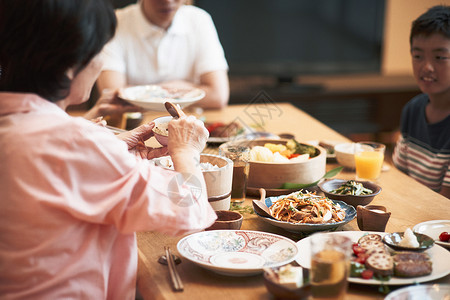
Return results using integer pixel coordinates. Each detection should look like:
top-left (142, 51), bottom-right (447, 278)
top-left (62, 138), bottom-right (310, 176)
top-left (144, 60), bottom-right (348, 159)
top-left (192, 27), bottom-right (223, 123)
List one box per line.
top-left (354, 142), bottom-right (385, 182)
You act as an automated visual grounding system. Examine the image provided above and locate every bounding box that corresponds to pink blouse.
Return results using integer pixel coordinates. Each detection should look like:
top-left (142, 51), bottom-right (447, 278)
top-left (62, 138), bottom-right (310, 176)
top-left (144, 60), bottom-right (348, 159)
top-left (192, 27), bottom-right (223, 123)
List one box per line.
top-left (0, 93), bottom-right (216, 299)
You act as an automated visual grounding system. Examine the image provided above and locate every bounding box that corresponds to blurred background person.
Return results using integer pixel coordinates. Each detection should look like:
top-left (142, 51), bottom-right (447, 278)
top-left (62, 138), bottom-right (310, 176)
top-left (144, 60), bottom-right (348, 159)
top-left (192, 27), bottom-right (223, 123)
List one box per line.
top-left (93, 0), bottom-right (229, 123)
top-left (0, 0), bottom-right (215, 298)
top-left (392, 5), bottom-right (450, 199)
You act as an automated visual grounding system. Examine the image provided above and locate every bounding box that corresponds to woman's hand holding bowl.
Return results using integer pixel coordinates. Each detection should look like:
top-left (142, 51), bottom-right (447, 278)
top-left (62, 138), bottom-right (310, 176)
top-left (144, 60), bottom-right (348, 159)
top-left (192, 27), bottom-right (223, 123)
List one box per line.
top-left (118, 122), bottom-right (168, 159)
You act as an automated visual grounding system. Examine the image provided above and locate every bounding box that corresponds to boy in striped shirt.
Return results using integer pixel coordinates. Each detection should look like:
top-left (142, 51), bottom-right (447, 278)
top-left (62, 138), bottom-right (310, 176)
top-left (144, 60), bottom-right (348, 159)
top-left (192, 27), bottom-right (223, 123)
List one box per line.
top-left (392, 5), bottom-right (450, 199)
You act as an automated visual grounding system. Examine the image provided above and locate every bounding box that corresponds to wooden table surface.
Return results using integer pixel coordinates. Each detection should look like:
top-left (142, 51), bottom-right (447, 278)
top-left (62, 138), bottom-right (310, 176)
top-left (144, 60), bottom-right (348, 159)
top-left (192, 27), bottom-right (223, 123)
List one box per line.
top-left (136, 102), bottom-right (449, 300)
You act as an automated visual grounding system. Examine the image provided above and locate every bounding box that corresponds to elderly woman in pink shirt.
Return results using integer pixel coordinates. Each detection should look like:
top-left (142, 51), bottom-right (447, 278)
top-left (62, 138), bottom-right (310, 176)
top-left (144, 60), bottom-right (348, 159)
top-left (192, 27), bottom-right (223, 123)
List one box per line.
top-left (0, 0), bottom-right (216, 299)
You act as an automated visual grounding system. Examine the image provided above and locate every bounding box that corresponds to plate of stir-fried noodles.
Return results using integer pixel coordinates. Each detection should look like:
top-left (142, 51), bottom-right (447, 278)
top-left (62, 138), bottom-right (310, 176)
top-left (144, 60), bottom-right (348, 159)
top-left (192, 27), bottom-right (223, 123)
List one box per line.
top-left (254, 190), bottom-right (356, 233)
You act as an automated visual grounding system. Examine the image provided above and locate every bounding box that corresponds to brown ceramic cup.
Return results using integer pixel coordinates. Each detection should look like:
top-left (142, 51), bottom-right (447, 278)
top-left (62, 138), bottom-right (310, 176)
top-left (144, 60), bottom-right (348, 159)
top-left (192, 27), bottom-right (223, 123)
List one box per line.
top-left (357, 205), bottom-right (391, 232)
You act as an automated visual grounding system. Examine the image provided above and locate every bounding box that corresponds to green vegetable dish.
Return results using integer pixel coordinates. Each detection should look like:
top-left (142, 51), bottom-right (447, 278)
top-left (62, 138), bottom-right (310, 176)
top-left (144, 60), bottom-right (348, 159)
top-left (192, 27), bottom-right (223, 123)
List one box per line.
top-left (285, 139), bottom-right (318, 158)
top-left (330, 180), bottom-right (373, 195)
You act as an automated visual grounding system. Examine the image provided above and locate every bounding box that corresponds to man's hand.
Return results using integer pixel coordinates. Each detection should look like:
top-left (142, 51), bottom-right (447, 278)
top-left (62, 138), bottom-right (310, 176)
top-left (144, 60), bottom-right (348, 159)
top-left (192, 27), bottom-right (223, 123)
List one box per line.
top-left (84, 89), bottom-right (142, 120)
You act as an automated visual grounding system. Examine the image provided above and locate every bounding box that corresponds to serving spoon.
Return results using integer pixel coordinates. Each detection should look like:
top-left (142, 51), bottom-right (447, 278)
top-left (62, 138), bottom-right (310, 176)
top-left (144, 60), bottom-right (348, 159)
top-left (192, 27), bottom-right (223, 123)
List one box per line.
top-left (252, 188), bottom-right (277, 220)
top-left (165, 101), bottom-right (186, 119)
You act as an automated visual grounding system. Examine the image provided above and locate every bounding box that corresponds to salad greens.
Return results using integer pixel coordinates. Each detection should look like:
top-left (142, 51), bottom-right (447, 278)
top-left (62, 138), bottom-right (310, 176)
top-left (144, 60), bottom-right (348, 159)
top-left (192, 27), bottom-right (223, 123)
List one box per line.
top-left (330, 180), bottom-right (373, 195)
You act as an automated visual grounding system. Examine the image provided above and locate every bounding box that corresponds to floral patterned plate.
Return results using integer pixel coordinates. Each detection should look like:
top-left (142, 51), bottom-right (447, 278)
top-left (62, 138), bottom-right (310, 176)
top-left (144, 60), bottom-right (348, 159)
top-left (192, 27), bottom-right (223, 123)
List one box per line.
top-left (177, 230), bottom-right (298, 276)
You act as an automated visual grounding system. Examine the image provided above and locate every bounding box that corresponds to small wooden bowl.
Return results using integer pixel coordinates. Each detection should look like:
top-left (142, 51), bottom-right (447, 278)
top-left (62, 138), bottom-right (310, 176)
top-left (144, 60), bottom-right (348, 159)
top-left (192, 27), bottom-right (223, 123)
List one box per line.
top-left (154, 154), bottom-right (233, 211)
top-left (205, 210), bottom-right (243, 230)
top-left (220, 139), bottom-right (326, 190)
top-left (200, 154), bottom-right (233, 211)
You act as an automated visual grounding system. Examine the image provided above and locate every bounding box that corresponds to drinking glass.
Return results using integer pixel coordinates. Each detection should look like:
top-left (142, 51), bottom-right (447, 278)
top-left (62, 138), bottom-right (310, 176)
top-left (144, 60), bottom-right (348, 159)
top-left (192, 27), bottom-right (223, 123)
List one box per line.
top-left (354, 142), bottom-right (385, 182)
top-left (219, 145), bottom-right (250, 205)
top-left (310, 233), bottom-right (352, 300)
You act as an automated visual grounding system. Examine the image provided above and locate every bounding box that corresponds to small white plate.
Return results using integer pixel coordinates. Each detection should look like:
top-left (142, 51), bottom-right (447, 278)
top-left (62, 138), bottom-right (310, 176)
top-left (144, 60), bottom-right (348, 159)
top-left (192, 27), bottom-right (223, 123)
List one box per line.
top-left (118, 85), bottom-right (205, 111)
top-left (207, 131), bottom-right (278, 143)
top-left (206, 124), bottom-right (251, 144)
top-left (307, 140), bottom-right (338, 160)
top-left (207, 134), bottom-right (246, 144)
top-left (177, 230), bottom-right (298, 276)
top-left (413, 220), bottom-right (450, 249)
top-left (295, 231), bottom-right (450, 286)
top-left (384, 284), bottom-right (450, 300)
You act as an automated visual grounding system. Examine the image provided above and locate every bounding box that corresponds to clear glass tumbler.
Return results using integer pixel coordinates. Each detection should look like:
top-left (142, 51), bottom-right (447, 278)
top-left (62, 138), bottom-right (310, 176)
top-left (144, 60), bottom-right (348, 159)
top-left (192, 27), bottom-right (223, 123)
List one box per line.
top-left (354, 142), bottom-right (385, 182)
top-left (310, 233), bottom-right (352, 300)
top-left (219, 145), bottom-right (250, 205)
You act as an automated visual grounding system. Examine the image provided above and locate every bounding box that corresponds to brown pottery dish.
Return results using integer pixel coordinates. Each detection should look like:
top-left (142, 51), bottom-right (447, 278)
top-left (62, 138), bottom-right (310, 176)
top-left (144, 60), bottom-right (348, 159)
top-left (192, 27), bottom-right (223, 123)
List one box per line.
top-left (318, 178), bottom-right (381, 207)
top-left (152, 116), bottom-right (172, 146)
top-left (205, 210), bottom-right (243, 231)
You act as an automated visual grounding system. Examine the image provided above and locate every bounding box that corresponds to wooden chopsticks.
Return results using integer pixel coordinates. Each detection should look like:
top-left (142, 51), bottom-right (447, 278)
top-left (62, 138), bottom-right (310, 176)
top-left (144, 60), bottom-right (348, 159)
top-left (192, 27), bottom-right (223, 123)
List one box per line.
top-left (165, 246), bottom-right (184, 292)
top-left (105, 125), bottom-right (127, 134)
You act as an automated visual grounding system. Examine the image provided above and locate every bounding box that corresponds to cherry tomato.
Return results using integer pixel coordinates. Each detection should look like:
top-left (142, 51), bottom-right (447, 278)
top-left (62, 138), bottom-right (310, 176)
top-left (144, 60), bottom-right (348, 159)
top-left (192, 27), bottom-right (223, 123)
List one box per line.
top-left (352, 243), bottom-right (366, 256)
top-left (354, 256), bottom-right (366, 264)
top-left (354, 253), bottom-right (370, 264)
top-left (205, 122), bottom-right (224, 133)
top-left (439, 232), bottom-right (450, 242)
top-left (361, 269), bottom-right (374, 280)
top-left (207, 124), bottom-right (220, 132)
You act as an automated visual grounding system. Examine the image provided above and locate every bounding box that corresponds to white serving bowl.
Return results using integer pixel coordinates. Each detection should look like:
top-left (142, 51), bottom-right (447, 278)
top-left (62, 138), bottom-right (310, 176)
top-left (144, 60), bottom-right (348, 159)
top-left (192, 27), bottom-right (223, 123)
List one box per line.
top-left (334, 142), bottom-right (357, 169)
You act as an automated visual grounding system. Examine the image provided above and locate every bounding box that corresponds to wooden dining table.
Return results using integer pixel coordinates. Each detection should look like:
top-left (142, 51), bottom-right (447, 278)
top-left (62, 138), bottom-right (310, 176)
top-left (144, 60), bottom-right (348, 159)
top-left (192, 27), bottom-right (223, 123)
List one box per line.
top-left (135, 102), bottom-right (449, 300)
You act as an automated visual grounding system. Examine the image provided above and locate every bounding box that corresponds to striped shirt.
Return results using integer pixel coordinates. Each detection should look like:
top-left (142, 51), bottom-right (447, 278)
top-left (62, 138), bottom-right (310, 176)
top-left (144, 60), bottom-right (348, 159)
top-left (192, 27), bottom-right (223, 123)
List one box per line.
top-left (392, 94), bottom-right (450, 192)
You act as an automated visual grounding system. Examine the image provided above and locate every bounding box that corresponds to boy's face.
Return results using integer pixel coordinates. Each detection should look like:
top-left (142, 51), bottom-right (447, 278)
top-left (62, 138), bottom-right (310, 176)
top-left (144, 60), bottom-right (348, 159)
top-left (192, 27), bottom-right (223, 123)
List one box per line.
top-left (411, 33), bottom-right (450, 97)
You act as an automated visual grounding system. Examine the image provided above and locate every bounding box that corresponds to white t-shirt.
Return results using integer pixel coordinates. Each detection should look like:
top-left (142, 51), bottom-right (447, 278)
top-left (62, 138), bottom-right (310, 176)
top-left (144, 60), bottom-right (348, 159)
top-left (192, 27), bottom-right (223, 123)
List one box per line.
top-left (101, 3), bottom-right (228, 86)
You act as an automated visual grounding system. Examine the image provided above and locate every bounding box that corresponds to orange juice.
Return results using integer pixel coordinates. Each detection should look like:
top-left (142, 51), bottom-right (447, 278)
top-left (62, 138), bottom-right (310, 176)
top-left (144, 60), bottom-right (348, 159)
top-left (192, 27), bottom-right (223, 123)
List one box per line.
top-left (355, 151), bottom-right (384, 181)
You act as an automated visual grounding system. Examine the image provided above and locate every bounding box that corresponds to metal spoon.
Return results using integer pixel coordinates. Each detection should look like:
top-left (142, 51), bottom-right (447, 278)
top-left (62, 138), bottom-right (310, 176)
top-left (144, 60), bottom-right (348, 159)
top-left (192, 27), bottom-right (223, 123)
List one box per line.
top-left (164, 101), bottom-right (186, 119)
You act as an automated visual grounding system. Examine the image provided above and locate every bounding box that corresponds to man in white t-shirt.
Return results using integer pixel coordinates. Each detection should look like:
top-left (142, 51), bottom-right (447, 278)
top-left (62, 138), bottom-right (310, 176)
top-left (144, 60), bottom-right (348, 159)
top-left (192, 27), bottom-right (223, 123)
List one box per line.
top-left (95, 0), bottom-right (229, 111)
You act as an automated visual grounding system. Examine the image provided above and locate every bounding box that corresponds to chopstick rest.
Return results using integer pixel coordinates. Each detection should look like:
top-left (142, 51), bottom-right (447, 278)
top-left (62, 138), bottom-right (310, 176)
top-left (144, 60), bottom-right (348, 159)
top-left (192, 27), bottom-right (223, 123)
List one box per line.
top-left (158, 254), bottom-right (182, 265)
top-left (165, 246), bottom-right (184, 292)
